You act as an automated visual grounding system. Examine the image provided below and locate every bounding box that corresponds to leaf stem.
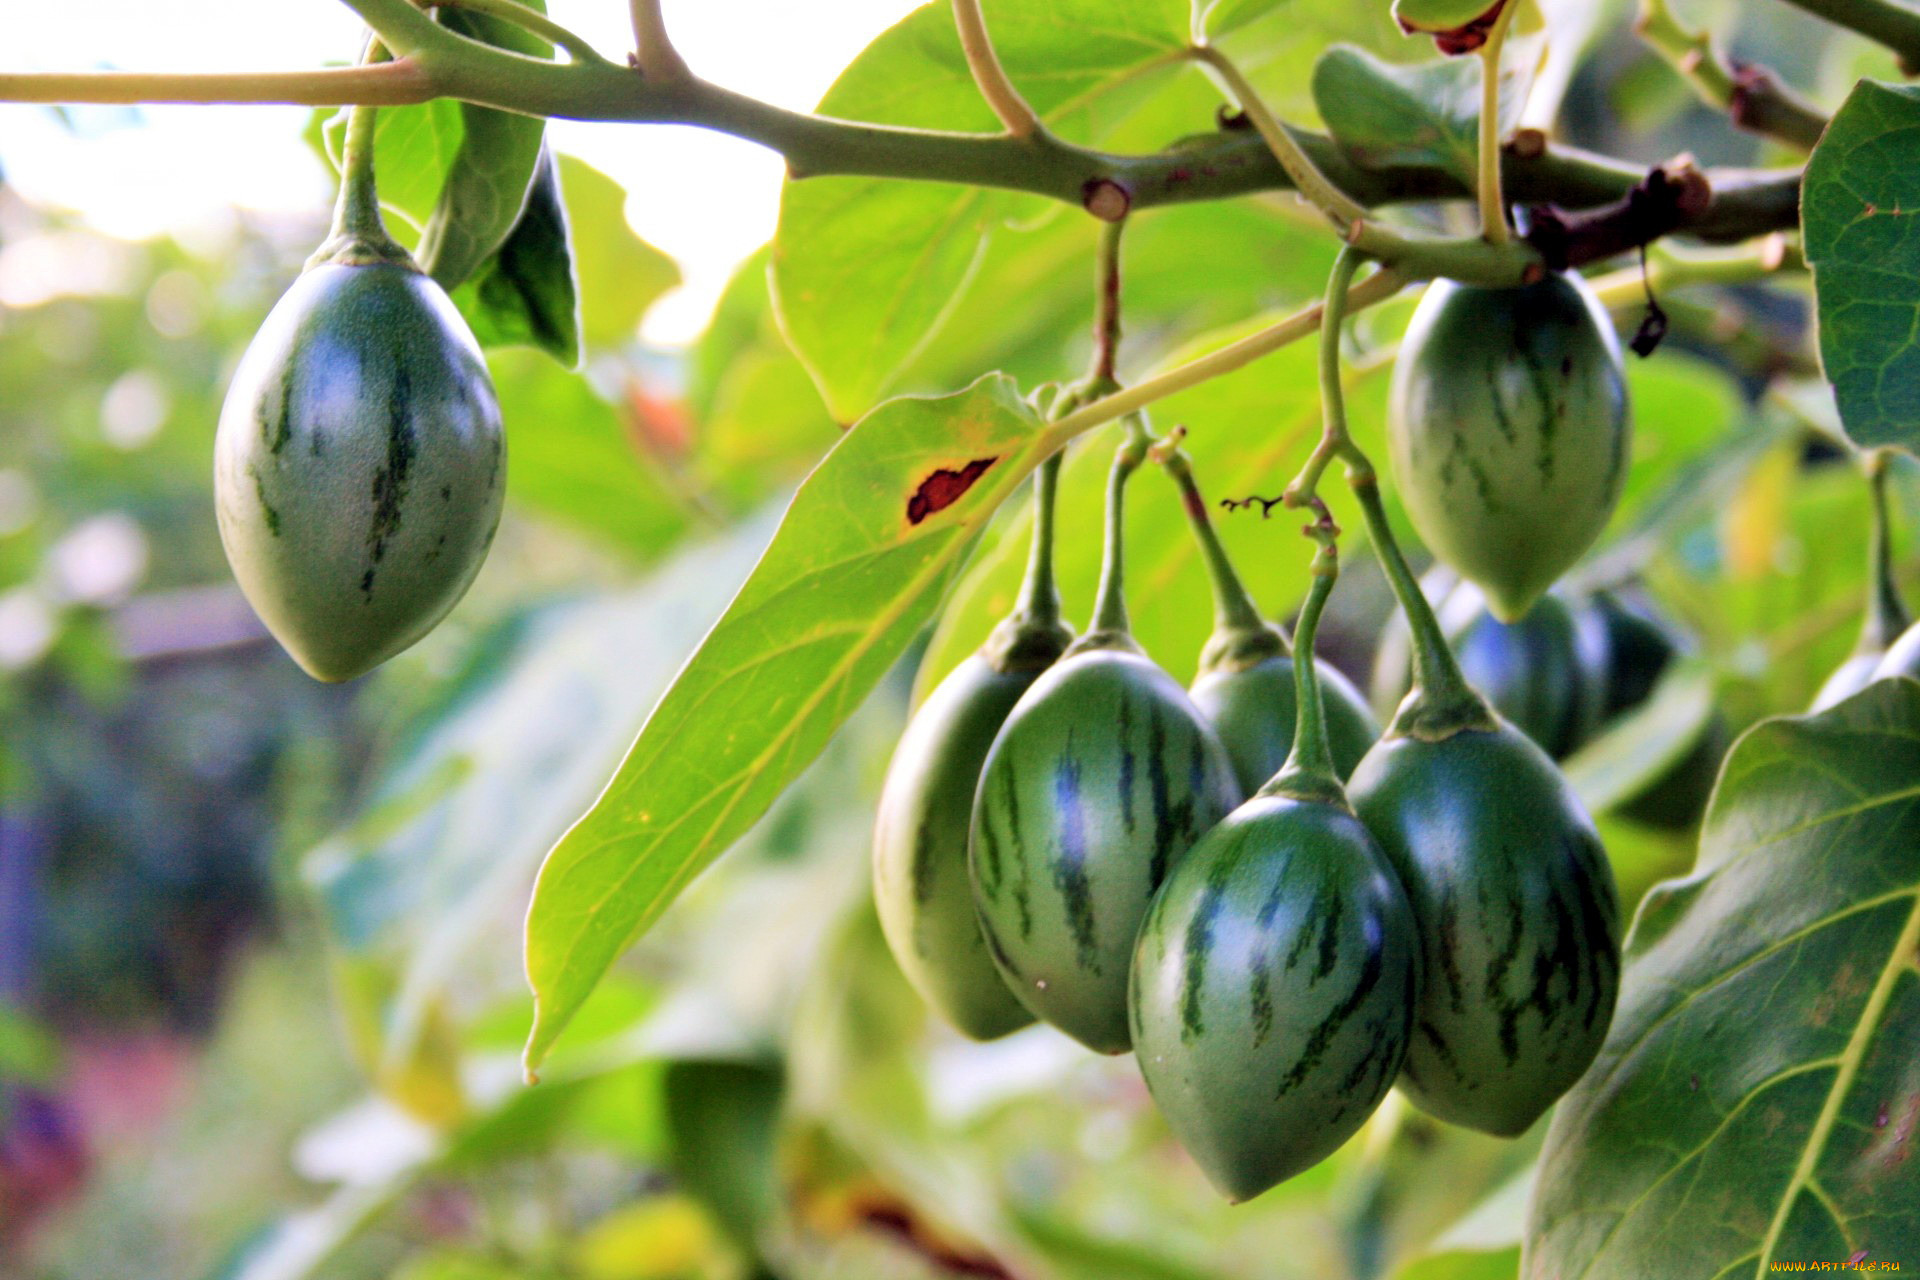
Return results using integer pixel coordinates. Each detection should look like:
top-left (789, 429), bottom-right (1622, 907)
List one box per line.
top-left (434, 0), bottom-right (608, 63)
top-left (1476, 0), bottom-right (1520, 245)
top-left (628, 0), bottom-right (690, 83)
top-left (952, 0), bottom-right (1042, 138)
top-left (1190, 43), bottom-right (1369, 232)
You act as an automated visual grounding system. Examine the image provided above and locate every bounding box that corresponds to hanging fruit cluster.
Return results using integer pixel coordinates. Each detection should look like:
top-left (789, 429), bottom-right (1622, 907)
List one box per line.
top-left (872, 237), bottom-right (1641, 1202)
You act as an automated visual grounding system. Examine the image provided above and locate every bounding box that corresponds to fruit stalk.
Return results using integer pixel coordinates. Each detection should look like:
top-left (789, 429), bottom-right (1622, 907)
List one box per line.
top-left (1475, 0), bottom-right (1519, 245)
top-left (1156, 441), bottom-right (1279, 661)
top-left (1083, 420), bottom-right (1151, 645)
top-left (1265, 515), bottom-right (1346, 807)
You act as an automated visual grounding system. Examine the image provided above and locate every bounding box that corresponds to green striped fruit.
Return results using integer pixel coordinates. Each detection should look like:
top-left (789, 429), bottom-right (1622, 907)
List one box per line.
top-left (1130, 793), bottom-right (1420, 1201)
top-left (971, 649), bottom-right (1240, 1053)
top-left (1348, 723), bottom-right (1621, 1136)
top-left (873, 653), bottom-right (1053, 1040)
top-left (1190, 657), bottom-right (1379, 792)
top-left (215, 261), bottom-right (505, 682)
top-left (1446, 587), bottom-right (1608, 760)
top-left (1388, 274), bottom-right (1629, 622)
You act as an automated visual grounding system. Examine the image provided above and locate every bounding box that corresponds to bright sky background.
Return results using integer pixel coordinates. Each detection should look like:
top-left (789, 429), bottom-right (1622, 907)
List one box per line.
top-left (0, 0), bottom-right (923, 343)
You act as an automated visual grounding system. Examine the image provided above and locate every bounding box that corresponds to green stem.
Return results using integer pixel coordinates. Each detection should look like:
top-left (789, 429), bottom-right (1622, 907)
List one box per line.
top-left (1161, 445), bottom-right (1287, 672)
top-left (1264, 535), bottom-right (1346, 806)
top-left (312, 43), bottom-right (413, 268)
top-left (1076, 422), bottom-right (1151, 651)
top-left (987, 450), bottom-right (1076, 670)
top-left (1191, 43), bottom-right (1368, 231)
top-left (1774, 0), bottom-right (1920, 73)
top-left (1861, 449), bottom-right (1912, 653)
top-left (629, 0), bottom-right (691, 82)
top-left (953, 0), bottom-right (1042, 138)
top-left (1476, 0), bottom-right (1519, 245)
top-left (434, 0), bottom-right (608, 63)
top-left (1288, 247), bottom-right (1369, 505)
top-left (0, 29), bottom-right (1803, 252)
top-left (1350, 478), bottom-right (1493, 739)
top-left (1634, 0), bottom-right (1827, 150)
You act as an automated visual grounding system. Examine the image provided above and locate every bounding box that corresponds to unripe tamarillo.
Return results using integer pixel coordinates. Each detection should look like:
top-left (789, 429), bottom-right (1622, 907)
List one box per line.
top-left (874, 654), bottom-right (1050, 1040)
top-left (1388, 273), bottom-right (1629, 622)
top-left (970, 646), bottom-right (1240, 1052)
top-left (1191, 656), bottom-right (1378, 792)
top-left (1348, 723), bottom-right (1621, 1135)
top-left (1130, 792), bottom-right (1419, 1199)
top-left (214, 262), bottom-right (505, 682)
top-left (1444, 586), bottom-right (1608, 760)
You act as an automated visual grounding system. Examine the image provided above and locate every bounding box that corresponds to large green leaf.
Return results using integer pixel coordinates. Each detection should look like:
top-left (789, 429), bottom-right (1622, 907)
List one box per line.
top-left (1525, 680), bottom-right (1920, 1277)
top-left (522, 375), bottom-right (1047, 1070)
top-left (1805, 80), bottom-right (1920, 454)
top-left (772, 0), bottom-right (1192, 420)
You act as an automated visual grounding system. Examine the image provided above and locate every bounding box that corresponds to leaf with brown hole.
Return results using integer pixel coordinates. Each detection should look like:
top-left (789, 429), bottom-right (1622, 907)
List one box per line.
top-left (907, 457), bottom-right (997, 525)
top-left (522, 374), bottom-right (1045, 1073)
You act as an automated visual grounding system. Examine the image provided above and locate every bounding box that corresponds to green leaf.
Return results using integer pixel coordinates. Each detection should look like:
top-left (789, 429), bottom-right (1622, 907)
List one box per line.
top-left (1311, 39), bottom-right (1540, 183)
top-left (1804, 79), bottom-right (1920, 454)
top-left (1561, 660), bottom-right (1718, 815)
top-left (522, 375), bottom-right (1047, 1070)
top-left (303, 523), bottom-right (773, 1092)
top-left (1526, 680), bottom-right (1920, 1277)
top-left (772, 0), bottom-right (1191, 420)
top-left (449, 148), bottom-right (580, 365)
top-left (491, 348), bottom-right (689, 558)
top-left (414, 5), bottom-right (552, 291)
top-left (313, 99), bottom-right (465, 238)
top-left (559, 154), bottom-right (680, 349)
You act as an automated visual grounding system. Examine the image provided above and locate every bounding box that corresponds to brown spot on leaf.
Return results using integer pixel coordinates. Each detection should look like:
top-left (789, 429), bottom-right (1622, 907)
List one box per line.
top-left (907, 457), bottom-right (997, 525)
